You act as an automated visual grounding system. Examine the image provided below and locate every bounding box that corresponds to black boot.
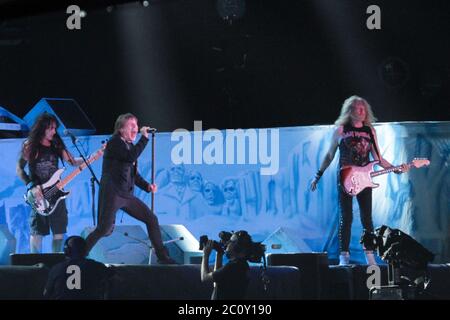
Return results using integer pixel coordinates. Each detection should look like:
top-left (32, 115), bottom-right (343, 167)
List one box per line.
top-left (155, 246), bottom-right (177, 265)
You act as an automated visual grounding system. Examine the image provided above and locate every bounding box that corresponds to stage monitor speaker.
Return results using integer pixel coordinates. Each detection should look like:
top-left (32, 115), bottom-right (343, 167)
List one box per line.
top-left (23, 98), bottom-right (96, 137)
top-left (0, 225), bottom-right (16, 265)
top-left (81, 225), bottom-right (150, 265)
top-left (81, 224), bottom-right (202, 265)
top-left (150, 224), bottom-right (203, 265)
top-left (263, 227), bottom-right (313, 254)
top-left (10, 253), bottom-right (66, 268)
top-left (267, 253), bottom-right (329, 299)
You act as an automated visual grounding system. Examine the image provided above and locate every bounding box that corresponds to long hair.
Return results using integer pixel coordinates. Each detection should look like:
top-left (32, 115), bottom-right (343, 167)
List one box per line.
top-left (23, 113), bottom-right (66, 160)
top-left (113, 113), bottom-right (137, 135)
top-left (334, 95), bottom-right (377, 126)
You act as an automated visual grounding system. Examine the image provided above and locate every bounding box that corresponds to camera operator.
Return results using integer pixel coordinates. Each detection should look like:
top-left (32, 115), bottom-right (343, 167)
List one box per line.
top-left (201, 231), bottom-right (254, 300)
top-left (43, 236), bottom-right (115, 300)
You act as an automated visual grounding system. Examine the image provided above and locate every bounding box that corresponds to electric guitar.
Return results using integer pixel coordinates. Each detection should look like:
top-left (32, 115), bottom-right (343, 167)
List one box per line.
top-left (340, 158), bottom-right (430, 196)
top-left (24, 144), bottom-right (106, 216)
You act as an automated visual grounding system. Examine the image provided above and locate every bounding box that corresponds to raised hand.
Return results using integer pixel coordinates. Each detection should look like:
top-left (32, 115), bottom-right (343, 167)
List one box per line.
top-left (140, 126), bottom-right (150, 139)
top-left (310, 178), bottom-right (319, 191)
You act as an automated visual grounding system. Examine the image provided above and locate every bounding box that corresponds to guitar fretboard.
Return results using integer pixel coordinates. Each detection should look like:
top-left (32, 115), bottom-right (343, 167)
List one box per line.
top-left (57, 150), bottom-right (103, 189)
top-left (370, 163), bottom-right (411, 177)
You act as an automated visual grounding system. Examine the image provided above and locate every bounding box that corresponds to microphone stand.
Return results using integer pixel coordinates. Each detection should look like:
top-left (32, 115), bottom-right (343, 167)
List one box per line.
top-left (123, 232), bottom-right (183, 264)
top-left (150, 130), bottom-right (156, 213)
top-left (69, 136), bottom-right (100, 226)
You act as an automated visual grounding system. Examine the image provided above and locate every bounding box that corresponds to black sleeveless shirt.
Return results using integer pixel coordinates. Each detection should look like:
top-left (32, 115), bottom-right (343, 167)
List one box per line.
top-left (29, 144), bottom-right (62, 185)
top-left (339, 124), bottom-right (374, 168)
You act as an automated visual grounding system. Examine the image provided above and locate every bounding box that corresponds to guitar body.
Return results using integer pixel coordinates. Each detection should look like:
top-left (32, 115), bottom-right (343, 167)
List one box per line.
top-left (24, 169), bottom-right (70, 216)
top-left (23, 144), bottom-right (106, 217)
top-left (340, 161), bottom-right (380, 196)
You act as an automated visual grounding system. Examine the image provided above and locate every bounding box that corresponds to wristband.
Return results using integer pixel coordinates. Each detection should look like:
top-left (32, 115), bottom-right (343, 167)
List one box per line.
top-left (315, 170), bottom-right (323, 180)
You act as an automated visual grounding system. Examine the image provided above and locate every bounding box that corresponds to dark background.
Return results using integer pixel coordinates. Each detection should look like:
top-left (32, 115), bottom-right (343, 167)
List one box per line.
top-left (1, 0), bottom-right (449, 133)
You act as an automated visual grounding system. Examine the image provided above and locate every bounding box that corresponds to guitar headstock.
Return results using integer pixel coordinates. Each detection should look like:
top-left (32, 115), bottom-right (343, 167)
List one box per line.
top-left (411, 158), bottom-right (430, 168)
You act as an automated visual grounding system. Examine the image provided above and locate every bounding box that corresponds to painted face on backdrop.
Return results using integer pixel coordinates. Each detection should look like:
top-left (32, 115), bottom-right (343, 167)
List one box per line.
top-left (223, 180), bottom-right (238, 201)
top-left (188, 171), bottom-right (203, 192)
top-left (169, 164), bottom-right (186, 184)
top-left (203, 182), bottom-right (217, 205)
top-left (120, 118), bottom-right (139, 143)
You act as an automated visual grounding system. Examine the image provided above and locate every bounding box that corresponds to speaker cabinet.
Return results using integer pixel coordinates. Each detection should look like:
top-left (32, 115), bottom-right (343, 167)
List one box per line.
top-left (267, 252), bottom-right (329, 299)
top-left (10, 253), bottom-right (66, 268)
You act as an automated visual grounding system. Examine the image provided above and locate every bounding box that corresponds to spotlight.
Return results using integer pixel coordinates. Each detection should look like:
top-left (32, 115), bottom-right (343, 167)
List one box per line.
top-left (363, 226), bottom-right (435, 299)
top-left (106, 6), bottom-right (114, 13)
top-left (79, 10), bottom-right (87, 18)
top-left (142, 1), bottom-right (150, 7)
top-left (361, 225), bottom-right (434, 270)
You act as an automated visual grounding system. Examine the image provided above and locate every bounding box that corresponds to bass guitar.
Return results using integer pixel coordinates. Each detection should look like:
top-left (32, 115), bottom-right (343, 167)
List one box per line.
top-left (24, 144), bottom-right (105, 216)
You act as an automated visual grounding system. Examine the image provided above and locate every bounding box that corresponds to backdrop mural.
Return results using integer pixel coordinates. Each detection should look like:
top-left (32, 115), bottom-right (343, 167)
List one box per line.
top-left (0, 122), bottom-right (448, 264)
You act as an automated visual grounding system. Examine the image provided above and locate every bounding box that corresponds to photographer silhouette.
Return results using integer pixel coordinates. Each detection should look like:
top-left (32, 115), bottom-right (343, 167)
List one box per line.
top-left (201, 230), bottom-right (264, 300)
top-left (43, 236), bottom-right (115, 299)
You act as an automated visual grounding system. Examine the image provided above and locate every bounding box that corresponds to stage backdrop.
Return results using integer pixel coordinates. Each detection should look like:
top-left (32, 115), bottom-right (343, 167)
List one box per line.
top-left (0, 122), bottom-right (448, 264)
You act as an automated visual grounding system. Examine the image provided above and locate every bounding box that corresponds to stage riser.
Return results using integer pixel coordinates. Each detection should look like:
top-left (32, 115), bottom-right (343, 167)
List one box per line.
top-left (0, 265), bottom-right (300, 300)
top-left (1, 264), bottom-right (449, 299)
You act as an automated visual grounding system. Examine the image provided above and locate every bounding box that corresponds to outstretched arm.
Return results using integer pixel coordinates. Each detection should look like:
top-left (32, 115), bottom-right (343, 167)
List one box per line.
top-left (310, 127), bottom-right (341, 191)
top-left (107, 134), bottom-right (149, 163)
top-left (62, 150), bottom-right (85, 166)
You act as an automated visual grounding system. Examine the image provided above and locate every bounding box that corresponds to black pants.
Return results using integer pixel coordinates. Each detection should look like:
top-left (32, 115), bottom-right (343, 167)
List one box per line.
top-left (85, 183), bottom-right (166, 258)
top-left (338, 187), bottom-right (374, 252)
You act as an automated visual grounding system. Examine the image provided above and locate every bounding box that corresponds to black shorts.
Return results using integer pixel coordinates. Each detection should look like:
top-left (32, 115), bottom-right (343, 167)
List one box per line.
top-left (30, 200), bottom-right (68, 236)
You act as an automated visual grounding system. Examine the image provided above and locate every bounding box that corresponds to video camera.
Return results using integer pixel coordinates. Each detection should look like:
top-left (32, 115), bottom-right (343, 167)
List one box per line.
top-left (199, 231), bottom-right (233, 254)
top-left (199, 230), bottom-right (266, 263)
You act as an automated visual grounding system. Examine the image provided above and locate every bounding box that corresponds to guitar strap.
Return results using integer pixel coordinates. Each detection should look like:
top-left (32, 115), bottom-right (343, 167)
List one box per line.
top-left (58, 153), bottom-right (65, 167)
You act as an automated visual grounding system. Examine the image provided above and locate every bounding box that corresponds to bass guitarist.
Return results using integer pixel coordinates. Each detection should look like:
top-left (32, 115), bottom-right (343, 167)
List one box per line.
top-left (16, 113), bottom-right (86, 253)
top-left (310, 96), bottom-right (409, 265)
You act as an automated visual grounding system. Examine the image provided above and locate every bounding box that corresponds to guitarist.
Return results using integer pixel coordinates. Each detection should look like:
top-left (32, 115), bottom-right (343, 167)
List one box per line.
top-left (310, 96), bottom-right (409, 265)
top-left (16, 113), bottom-right (86, 253)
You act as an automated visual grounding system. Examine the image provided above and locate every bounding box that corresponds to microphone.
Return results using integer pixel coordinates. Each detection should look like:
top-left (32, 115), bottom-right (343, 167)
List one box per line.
top-left (64, 129), bottom-right (78, 143)
top-left (145, 128), bottom-right (157, 133)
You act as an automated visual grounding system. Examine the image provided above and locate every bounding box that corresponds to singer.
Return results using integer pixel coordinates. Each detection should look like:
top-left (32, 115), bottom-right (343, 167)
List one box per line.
top-left (84, 113), bottom-right (175, 264)
top-left (16, 113), bottom-right (86, 253)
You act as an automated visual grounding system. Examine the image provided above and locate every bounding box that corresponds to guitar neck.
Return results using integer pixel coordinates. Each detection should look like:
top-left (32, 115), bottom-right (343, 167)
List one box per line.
top-left (370, 163), bottom-right (410, 177)
top-left (57, 153), bottom-right (101, 189)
